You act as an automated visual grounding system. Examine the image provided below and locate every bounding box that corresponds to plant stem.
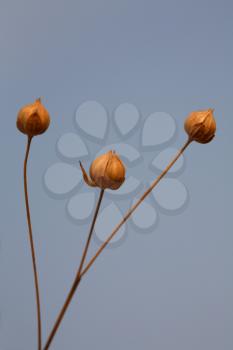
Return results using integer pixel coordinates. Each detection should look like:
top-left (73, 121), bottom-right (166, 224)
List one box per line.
top-left (24, 136), bottom-right (42, 350)
top-left (80, 138), bottom-right (192, 278)
top-left (44, 138), bottom-right (191, 349)
top-left (44, 189), bottom-right (105, 350)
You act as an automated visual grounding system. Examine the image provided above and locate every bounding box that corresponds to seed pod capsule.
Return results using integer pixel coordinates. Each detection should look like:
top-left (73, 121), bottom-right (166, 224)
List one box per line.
top-left (184, 108), bottom-right (216, 144)
top-left (17, 98), bottom-right (50, 137)
top-left (80, 150), bottom-right (126, 190)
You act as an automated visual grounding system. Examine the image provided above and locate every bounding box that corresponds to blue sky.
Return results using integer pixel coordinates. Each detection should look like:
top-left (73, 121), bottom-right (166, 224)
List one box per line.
top-left (0, 1), bottom-right (232, 349)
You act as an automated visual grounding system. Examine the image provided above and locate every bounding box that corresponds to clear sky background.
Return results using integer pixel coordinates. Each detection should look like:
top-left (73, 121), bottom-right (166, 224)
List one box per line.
top-left (0, 0), bottom-right (232, 349)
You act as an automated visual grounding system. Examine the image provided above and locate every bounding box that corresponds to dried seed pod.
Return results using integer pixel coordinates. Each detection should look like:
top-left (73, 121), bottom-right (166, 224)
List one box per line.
top-left (17, 98), bottom-right (50, 137)
top-left (80, 150), bottom-right (126, 190)
top-left (184, 108), bottom-right (216, 144)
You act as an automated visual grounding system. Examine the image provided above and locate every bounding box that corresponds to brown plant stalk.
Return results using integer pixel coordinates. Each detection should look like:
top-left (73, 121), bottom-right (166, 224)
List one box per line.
top-left (80, 138), bottom-right (192, 277)
top-left (24, 136), bottom-right (42, 350)
top-left (44, 189), bottom-right (105, 350)
top-left (44, 138), bottom-right (191, 349)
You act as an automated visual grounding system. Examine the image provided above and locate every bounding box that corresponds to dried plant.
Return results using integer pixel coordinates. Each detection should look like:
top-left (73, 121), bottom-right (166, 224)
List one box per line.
top-left (17, 98), bottom-right (50, 350)
top-left (43, 109), bottom-right (216, 349)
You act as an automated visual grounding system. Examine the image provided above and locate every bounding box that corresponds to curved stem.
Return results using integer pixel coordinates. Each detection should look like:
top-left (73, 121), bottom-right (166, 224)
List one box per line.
top-left (24, 136), bottom-right (42, 350)
top-left (44, 138), bottom-right (191, 350)
top-left (80, 138), bottom-right (192, 278)
top-left (44, 189), bottom-right (105, 350)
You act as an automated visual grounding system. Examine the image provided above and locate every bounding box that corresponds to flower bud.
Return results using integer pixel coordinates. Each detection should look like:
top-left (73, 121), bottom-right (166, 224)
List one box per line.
top-left (80, 150), bottom-right (126, 190)
top-left (17, 98), bottom-right (50, 137)
top-left (184, 108), bottom-right (216, 144)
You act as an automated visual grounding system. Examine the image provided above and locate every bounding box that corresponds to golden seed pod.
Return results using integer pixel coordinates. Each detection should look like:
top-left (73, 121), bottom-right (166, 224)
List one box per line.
top-left (184, 108), bottom-right (216, 144)
top-left (80, 150), bottom-right (126, 190)
top-left (16, 98), bottom-right (50, 137)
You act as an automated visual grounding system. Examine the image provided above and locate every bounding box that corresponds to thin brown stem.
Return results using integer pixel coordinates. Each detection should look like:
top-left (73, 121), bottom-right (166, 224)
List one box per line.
top-left (44, 189), bottom-right (105, 350)
top-left (80, 138), bottom-right (192, 278)
top-left (24, 136), bottom-right (42, 350)
top-left (44, 138), bottom-right (191, 350)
